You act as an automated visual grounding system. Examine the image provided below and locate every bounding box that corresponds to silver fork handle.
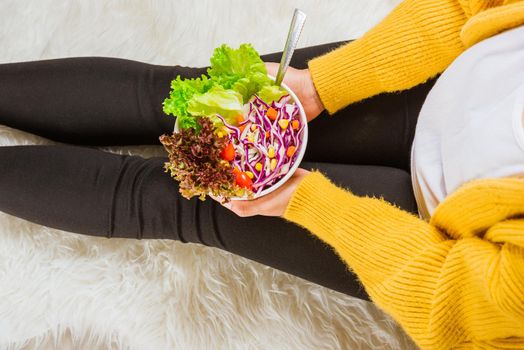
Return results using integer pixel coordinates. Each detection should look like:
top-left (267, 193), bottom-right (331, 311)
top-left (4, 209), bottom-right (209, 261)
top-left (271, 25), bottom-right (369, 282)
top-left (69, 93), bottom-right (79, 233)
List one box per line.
top-left (275, 9), bottom-right (307, 86)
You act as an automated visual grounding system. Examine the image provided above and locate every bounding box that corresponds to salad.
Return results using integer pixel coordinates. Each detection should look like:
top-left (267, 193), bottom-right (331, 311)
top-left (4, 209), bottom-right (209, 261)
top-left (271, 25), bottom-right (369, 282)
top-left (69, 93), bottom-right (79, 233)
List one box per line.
top-left (159, 43), bottom-right (305, 203)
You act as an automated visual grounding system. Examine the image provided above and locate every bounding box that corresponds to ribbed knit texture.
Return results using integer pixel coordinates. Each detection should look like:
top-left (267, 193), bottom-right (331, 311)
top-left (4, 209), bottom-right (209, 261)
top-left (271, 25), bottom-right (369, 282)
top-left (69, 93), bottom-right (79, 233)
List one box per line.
top-left (291, 1), bottom-right (524, 347)
top-left (283, 171), bottom-right (524, 349)
top-left (308, 0), bottom-right (524, 113)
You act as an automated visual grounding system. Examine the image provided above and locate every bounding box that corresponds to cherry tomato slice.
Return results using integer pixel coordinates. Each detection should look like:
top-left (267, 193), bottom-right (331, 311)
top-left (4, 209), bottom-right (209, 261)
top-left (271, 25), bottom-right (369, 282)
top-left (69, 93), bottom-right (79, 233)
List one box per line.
top-left (220, 142), bottom-right (235, 161)
top-left (235, 171), bottom-right (253, 189)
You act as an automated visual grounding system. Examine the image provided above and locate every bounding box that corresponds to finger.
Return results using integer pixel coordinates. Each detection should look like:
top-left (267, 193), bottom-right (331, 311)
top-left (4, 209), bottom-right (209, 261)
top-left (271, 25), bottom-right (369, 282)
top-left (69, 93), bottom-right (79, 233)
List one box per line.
top-left (229, 198), bottom-right (260, 217)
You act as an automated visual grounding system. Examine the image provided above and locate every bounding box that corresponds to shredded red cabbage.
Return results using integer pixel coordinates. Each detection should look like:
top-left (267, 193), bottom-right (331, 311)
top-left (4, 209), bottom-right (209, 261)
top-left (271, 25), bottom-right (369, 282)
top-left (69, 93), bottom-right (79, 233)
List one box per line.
top-left (215, 94), bottom-right (304, 194)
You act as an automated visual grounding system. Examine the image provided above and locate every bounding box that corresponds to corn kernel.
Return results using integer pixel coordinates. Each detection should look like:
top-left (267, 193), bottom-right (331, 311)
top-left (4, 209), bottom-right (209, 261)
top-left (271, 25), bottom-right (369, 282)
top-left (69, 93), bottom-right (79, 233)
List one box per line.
top-left (278, 119), bottom-right (289, 129)
top-left (217, 131), bottom-right (224, 138)
top-left (267, 146), bottom-right (275, 158)
top-left (246, 171), bottom-right (254, 179)
top-left (250, 124), bottom-right (257, 132)
top-left (247, 134), bottom-right (254, 143)
top-left (255, 162), bottom-right (263, 171)
top-left (270, 158), bottom-right (277, 171)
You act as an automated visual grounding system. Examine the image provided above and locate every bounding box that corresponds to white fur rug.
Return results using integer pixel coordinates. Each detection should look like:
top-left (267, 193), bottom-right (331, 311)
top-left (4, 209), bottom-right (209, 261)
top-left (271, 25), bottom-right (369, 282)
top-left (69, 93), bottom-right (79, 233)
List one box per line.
top-left (0, 0), bottom-right (418, 349)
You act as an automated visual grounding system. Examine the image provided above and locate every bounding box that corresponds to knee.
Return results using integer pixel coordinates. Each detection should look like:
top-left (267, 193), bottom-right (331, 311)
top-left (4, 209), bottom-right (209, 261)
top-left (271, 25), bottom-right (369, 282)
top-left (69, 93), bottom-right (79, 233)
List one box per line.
top-left (110, 156), bottom-right (180, 240)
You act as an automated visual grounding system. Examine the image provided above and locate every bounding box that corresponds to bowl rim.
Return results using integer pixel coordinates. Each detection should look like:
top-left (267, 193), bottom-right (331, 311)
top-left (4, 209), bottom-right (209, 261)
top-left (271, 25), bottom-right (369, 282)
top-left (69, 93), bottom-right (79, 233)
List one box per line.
top-left (173, 74), bottom-right (308, 201)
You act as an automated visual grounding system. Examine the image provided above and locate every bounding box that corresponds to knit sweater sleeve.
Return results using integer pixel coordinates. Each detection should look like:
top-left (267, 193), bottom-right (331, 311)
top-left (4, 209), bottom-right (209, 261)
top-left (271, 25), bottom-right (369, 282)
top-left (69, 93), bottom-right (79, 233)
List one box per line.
top-left (283, 171), bottom-right (524, 349)
top-left (307, 0), bottom-right (467, 114)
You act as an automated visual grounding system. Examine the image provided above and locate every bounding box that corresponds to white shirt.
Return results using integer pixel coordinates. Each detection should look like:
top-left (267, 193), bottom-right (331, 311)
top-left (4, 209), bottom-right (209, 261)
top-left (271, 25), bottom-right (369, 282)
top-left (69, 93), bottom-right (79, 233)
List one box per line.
top-left (411, 25), bottom-right (524, 221)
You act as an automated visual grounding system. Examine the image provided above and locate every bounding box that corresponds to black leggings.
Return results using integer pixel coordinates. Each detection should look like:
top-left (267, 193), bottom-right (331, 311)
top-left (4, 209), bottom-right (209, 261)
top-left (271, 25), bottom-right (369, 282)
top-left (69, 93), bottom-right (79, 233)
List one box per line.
top-left (0, 41), bottom-right (436, 302)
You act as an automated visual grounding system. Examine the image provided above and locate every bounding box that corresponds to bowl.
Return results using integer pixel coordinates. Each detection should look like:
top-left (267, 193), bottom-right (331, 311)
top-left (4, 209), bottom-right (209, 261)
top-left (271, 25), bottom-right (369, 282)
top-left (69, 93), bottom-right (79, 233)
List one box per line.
top-left (173, 74), bottom-right (308, 200)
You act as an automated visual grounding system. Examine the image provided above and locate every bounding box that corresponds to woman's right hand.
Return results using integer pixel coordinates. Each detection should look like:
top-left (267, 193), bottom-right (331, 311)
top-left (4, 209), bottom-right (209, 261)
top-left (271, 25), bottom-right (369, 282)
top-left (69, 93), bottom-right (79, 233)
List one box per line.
top-left (265, 62), bottom-right (325, 122)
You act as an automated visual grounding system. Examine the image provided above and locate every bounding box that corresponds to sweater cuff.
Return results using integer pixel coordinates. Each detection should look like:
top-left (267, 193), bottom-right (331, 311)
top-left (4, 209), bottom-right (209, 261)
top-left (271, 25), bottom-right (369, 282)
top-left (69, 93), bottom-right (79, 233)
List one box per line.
top-left (307, 41), bottom-right (377, 115)
top-left (283, 170), bottom-right (357, 239)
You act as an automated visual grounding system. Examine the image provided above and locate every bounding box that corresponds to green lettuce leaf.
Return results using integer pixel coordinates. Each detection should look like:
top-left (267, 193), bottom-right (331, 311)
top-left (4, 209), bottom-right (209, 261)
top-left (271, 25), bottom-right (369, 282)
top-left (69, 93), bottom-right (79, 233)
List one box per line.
top-left (187, 85), bottom-right (243, 126)
top-left (176, 114), bottom-right (199, 131)
top-left (162, 74), bottom-right (213, 119)
top-left (162, 43), bottom-right (289, 132)
top-left (207, 43), bottom-right (272, 102)
top-left (257, 85), bottom-right (288, 104)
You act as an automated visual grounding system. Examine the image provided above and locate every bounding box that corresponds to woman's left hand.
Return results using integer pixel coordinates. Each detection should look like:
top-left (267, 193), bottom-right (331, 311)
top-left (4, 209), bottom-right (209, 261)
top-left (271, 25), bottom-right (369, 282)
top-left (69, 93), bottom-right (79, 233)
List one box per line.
top-left (211, 168), bottom-right (311, 217)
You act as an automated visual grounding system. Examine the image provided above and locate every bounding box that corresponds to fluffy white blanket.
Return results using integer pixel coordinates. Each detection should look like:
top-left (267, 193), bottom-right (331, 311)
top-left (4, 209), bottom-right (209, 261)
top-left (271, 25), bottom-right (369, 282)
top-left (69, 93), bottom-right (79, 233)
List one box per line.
top-left (0, 0), bottom-right (417, 349)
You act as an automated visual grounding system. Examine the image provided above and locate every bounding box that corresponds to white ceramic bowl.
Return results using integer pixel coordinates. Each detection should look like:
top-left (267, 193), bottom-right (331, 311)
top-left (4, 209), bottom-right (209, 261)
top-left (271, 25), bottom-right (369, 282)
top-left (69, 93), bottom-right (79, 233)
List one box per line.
top-left (173, 74), bottom-right (308, 200)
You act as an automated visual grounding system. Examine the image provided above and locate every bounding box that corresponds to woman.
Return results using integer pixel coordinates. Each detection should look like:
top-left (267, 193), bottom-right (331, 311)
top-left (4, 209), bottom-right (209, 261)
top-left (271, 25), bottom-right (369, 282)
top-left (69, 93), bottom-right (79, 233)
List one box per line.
top-left (0, 0), bottom-right (523, 349)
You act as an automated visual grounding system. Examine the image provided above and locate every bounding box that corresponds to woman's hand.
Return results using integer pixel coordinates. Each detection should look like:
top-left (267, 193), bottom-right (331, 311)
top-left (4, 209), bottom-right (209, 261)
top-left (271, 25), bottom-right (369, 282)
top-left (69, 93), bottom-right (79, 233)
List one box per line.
top-left (265, 63), bottom-right (325, 122)
top-left (211, 168), bottom-right (311, 217)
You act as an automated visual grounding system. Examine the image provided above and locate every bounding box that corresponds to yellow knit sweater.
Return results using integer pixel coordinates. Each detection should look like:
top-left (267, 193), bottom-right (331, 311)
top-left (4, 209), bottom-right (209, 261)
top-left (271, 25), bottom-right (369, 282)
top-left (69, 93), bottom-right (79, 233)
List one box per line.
top-left (282, 1), bottom-right (524, 349)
